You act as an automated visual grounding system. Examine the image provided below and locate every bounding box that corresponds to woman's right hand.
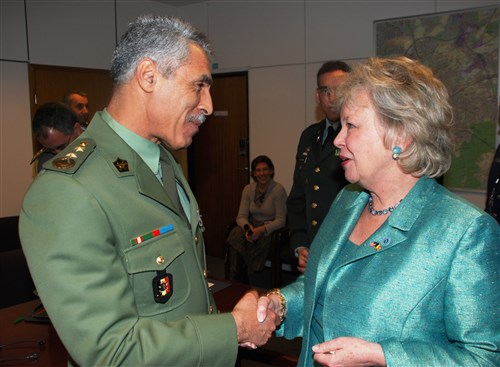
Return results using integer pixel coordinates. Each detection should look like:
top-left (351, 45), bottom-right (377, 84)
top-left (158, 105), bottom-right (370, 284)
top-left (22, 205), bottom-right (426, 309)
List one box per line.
top-left (257, 294), bottom-right (283, 326)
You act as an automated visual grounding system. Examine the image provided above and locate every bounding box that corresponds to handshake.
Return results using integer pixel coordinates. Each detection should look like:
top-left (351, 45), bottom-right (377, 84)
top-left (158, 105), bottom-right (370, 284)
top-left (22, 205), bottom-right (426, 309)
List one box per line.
top-left (231, 290), bottom-right (284, 349)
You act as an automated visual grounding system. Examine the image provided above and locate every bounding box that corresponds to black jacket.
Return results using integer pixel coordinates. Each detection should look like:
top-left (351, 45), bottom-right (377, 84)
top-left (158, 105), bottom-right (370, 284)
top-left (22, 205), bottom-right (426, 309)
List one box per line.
top-left (486, 144), bottom-right (500, 224)
top-left (287, 119), bottom-right (348, 250)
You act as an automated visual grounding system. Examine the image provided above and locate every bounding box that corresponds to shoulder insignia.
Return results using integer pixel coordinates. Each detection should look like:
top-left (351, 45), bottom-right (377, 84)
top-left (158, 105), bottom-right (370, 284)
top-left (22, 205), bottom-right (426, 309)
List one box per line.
top-left (53, 156), bottom-right (76, 169)
top-left (30, 147), bottom-right (47, 165)
top-left (45, 139), bottom-right (96, 174)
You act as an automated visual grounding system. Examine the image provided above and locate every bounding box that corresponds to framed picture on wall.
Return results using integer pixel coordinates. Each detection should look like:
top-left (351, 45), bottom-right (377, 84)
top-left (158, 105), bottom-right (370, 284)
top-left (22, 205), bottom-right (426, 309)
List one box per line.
top-left (375, 6), bottom-right (499, 192)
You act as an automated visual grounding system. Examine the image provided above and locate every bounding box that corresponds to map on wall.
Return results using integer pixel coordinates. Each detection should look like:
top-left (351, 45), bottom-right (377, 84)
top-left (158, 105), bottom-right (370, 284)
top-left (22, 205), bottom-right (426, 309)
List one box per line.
top-left (375, 6), bottom-right (499, 191)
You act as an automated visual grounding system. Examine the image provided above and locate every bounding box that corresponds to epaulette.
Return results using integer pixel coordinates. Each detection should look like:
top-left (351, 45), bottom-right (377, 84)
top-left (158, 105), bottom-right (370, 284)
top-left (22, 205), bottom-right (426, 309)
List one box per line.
top-left (30, 147), bottom-right (47, 165)
top-left (43, 138), bottom-right (96, 174)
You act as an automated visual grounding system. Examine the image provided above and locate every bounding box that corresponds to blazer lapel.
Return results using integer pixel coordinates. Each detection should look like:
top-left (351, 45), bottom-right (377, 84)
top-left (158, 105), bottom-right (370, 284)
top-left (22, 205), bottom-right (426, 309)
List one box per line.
top-left (310, 189), bottom-right (368, 292)
top-left (315, 178), bottom-right (433, 278)
top-left (135, 156), bottom-right (180, 211)
top-left (311, 121), bottom-right (325, 160)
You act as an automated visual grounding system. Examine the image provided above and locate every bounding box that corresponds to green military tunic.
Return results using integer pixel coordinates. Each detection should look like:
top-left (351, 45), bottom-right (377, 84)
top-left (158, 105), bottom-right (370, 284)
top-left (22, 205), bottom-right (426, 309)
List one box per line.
top-left (20, 112), bottom-right (238, 366)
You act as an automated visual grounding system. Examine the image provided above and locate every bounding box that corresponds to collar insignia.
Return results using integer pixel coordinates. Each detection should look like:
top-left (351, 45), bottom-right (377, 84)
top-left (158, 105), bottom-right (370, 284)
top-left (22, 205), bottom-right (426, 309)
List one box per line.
top-left (113, 158), bottom-right (129, 172)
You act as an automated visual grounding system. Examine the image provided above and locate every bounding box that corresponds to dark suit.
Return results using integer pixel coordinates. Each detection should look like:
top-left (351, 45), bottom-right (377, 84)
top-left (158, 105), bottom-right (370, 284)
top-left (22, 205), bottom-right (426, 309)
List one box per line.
top-left (486, 144), bottom-right (500, 224)
top-left (287, 119), bottom-right (348, 251)
top-left (20, 112), bottom-right (237, 366)
top-left (31, 149), bottom-right (54, 175)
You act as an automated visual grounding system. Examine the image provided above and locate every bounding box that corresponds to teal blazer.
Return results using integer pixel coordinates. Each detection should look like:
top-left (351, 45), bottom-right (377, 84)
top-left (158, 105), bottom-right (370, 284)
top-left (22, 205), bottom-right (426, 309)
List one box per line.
top-left (277, 177), bottom-right (500, 366)
top-left (20, 113), bottom-right (238, 366)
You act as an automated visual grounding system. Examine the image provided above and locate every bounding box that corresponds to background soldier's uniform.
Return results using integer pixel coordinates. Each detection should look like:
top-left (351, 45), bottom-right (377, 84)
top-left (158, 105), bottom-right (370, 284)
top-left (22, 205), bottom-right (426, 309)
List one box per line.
top-left (287, 119), bottom-right (348, 253)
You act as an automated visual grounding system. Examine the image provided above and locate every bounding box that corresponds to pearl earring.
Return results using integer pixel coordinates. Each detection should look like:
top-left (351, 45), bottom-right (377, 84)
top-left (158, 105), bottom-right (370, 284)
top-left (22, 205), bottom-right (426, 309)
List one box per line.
top-left (392, 146), bottom-right (402, 160)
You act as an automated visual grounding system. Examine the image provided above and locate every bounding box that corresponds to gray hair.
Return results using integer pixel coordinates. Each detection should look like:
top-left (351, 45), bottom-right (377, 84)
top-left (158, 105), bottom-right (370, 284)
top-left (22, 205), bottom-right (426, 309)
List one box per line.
top-left (110, 15), bottom-right (213, 86)
top-left (336, 56), bottom-right (455, 178)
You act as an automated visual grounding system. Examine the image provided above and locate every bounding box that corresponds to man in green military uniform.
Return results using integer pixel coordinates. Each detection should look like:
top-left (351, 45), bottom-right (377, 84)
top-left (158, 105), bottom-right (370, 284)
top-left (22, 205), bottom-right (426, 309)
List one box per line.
top-left (20, 15), bottom-right (276, 366)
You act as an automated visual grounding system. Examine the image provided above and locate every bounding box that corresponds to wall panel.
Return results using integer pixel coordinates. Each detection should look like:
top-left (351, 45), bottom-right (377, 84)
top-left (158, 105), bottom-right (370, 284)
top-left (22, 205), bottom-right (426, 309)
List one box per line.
top-left (249, 64), bottom-right (306, 194)
top-left (1, 0), bottom-right (28, 61)
top-left (0, 61), bottom-right (32, 217)
top-left (26, 0), bottom-right (115, 69)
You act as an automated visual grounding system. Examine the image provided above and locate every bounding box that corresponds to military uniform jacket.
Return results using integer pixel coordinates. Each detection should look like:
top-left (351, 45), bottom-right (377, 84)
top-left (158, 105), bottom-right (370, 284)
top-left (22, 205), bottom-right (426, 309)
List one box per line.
top-left (486, 144), bottom-right (500, 224)
top-left (277, 178), bottom-right (500, 366)
top-left (20, 113), bottom-right (238, 367)
top-left (287, 119), bottom-right (348, 250)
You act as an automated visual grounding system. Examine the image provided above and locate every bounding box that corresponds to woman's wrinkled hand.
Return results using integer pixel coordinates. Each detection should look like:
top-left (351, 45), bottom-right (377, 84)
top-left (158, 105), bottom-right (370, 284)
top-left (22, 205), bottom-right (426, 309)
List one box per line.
top-left (312, 336), bottom-right (386, 367)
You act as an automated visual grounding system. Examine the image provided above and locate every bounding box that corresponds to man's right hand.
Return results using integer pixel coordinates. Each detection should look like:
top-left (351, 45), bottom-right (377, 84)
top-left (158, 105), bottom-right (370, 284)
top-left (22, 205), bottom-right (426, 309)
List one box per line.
top-left (232, 291), bottom-right (277, 347)
top-left (297, 247), bottom-right (309, 273)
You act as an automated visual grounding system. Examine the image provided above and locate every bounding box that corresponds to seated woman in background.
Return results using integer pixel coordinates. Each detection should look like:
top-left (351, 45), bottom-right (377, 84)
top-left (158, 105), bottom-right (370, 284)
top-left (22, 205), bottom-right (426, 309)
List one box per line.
top-left (260, 57), bottom-right (499, 366)
top-left (227, 155), bottom-right (287, 283)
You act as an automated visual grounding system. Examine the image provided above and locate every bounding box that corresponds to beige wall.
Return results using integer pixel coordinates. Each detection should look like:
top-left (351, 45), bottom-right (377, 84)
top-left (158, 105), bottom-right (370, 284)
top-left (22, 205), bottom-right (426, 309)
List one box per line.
top-left (1, 0), bottom-right (498, 216)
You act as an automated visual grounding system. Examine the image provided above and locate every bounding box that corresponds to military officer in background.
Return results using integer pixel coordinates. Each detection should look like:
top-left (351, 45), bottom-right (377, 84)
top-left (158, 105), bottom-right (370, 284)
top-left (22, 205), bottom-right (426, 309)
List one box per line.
top-left (63, 90), bottom-right (90, 127)
top-left (20, 15), bottom-right (276, 367)
top-left (287, 60), bottom-right (351, 273)
top-left (30, 102), bottom-right (85, 175)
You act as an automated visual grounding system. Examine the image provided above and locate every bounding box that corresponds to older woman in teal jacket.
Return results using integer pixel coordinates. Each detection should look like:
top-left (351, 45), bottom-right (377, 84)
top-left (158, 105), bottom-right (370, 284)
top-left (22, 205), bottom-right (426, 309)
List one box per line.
top-left (261, 57), bottom-right (500, 366)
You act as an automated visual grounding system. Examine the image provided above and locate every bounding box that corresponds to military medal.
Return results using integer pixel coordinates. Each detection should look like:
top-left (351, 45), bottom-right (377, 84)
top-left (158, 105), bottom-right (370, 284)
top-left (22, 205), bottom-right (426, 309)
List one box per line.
top-left (130, 224), bottom-right (174, 246)
top-left (299, 147), bottom-right (310, 164)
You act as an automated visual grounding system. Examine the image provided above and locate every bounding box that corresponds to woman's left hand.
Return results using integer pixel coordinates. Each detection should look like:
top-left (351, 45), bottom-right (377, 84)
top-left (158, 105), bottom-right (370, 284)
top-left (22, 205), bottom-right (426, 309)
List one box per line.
top-left (312, 337), bottom-right (386, 367)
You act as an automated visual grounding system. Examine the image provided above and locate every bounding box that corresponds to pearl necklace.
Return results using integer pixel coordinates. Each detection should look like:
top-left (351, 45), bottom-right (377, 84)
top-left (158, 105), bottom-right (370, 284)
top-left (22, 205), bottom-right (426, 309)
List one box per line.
top-left (368, 196), bottom-right (401, 216)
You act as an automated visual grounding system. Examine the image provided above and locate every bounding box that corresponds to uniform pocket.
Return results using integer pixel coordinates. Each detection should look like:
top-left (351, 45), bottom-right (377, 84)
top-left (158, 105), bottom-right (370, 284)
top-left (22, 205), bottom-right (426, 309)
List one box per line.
top-left (123, 229), bottom-right (191, 316)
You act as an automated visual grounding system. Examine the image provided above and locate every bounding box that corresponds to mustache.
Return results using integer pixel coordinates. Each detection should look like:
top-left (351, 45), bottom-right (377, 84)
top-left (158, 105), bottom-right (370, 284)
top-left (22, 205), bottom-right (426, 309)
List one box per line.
top-left (188, 114), bottom-right (206, 124)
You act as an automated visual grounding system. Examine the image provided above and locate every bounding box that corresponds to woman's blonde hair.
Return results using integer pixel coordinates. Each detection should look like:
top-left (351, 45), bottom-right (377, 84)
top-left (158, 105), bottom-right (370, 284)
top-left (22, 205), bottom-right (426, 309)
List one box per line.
top-left (336, 56), bottom-right (455, 178)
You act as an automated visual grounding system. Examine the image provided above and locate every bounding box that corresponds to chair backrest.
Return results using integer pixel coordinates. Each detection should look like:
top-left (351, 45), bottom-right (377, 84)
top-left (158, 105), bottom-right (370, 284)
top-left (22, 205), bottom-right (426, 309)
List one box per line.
top-left (0, 216), bottom-right (38, 308)
top-left (0, 216), bottom-right (22, 252)
top-left (0, 249), bottom-right (37, 308)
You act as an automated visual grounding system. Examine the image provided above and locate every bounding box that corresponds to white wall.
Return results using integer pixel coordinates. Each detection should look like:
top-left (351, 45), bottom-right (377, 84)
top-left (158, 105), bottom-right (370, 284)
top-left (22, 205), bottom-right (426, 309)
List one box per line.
top-left (0, 0), bottom-right (180, 217)
top-left (1, 0), bottom-right (498, 216)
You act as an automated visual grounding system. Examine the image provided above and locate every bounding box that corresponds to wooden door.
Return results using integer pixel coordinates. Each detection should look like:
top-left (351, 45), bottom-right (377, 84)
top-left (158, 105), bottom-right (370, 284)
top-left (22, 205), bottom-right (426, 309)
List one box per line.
top-left (28, 64), bottom-right (113, 152)
top-left (188, 73), bottom-right (249, 258)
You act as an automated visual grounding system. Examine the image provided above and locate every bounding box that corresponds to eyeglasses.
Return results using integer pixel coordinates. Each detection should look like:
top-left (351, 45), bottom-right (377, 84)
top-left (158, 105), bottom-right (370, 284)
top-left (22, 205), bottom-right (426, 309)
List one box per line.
top-left (0, 340), bottom-right (45, 364)
top-left (317, 85), bottom-right (338, 96)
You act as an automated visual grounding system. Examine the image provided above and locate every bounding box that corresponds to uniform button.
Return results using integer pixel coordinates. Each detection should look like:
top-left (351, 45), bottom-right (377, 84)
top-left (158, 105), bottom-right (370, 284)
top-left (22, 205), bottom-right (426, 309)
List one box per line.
top-left (312, 220), bottom-right (318, 226)
top-left (156, 255), bottom-right (165, 265)
top-left (203, 269), bottom-right (208, 278)
top-left (194, 235), bottom-right (199, 244)
top-left (311, 202), bottom-right (318, 209)
top-left (209, 305), bottom-right (214, 314)
top-left (313, 185), bottom-right (319, 191)
top-left (315, 167), bottom-right (320, 173)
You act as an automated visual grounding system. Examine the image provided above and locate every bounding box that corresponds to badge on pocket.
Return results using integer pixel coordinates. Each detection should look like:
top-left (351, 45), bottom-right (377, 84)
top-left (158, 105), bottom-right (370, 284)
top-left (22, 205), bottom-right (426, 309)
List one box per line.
top-left (152, 270), bottom-right (173, 304)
